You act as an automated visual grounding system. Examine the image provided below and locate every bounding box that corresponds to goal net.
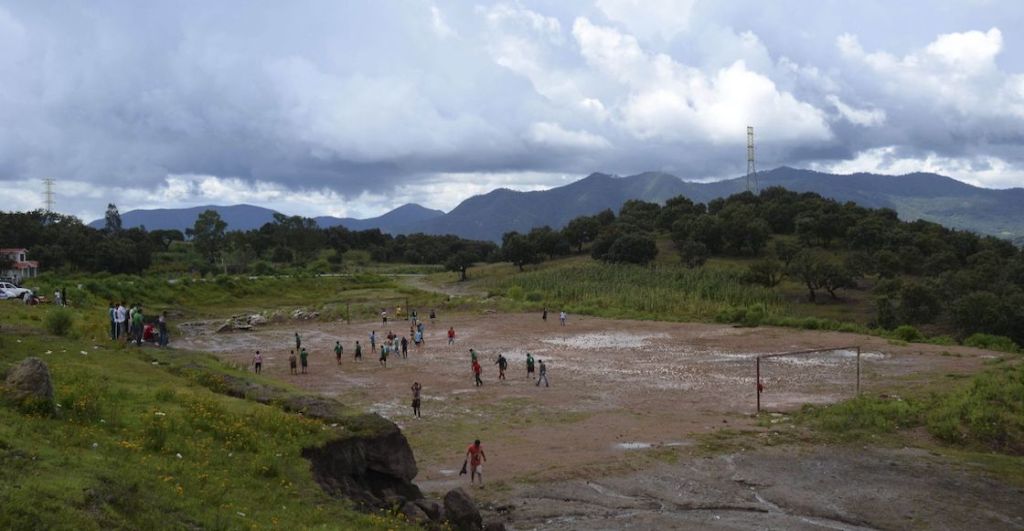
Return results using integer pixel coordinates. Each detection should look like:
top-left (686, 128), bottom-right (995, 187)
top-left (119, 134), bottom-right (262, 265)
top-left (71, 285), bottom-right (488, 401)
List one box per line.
top-left (755, 346), bottom-right (863, 413)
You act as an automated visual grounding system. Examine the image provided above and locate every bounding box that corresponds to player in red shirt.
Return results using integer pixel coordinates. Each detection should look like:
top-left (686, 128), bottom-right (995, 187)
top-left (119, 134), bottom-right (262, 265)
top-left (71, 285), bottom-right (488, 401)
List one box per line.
top-left (465, 439), bottom-right (486, 486)
top-left (448, 326), bottom-right (456, 345)
top-left (472, 359), bottom-right (483, 387)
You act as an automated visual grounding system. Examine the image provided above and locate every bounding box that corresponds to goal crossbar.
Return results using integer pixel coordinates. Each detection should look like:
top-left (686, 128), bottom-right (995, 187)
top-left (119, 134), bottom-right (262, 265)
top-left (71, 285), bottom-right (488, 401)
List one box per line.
top-left (756, 345), bottom-right (861, 413)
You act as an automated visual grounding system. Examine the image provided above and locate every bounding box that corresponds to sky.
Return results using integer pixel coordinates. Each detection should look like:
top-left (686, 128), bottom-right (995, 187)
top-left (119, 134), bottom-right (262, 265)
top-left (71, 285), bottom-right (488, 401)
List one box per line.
top-left (2, 0), bottom-right (1024, 222)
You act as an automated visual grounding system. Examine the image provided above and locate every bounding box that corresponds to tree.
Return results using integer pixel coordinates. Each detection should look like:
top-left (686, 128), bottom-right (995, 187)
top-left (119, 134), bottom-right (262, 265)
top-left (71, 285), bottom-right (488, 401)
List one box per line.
top-left (445, 250), bottom-right (479, 281)
top-left (527, 226), bottom-right (569, 258)
top-left (770, 239), bottom-right (799, 267)
top-left (104, 203), bottom-right (123, 233)
top-left (950, 291), bottom-right (1003, 339)
top-left (789, 251), bottom-right (857, 301)
top-left (502, 232), bottom-right (539, 271)
top-left (743, 258), bottom-right (784, 287)
top-left (562, 216), bottom-right (600, 253)
top-left (896, 282), bottom-right (942, 324)
top-left (149, 229), bottom-right (185, 251)
top-left (678, 240), bottom-right (708, 268)
top-left (187, 209), bottom-right (227, 264)
top-left (602, 234), bottom-right (658, 265)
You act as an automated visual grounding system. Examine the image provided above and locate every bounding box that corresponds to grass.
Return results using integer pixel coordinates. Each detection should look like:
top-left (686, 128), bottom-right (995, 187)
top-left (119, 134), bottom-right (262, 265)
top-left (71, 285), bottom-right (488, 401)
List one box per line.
top-left (0, 308), bottom-right (413, 529)
top-left (478, 259), bottom-right (783, 322)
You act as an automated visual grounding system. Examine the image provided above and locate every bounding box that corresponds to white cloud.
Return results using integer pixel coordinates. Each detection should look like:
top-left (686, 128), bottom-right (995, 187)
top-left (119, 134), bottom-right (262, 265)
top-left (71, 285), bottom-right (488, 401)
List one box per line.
top-left (572, 17), bottom-right (831, 143)
top-left (811, 146), bottom-right (1024, 189)
top-left (430, 5), bottom-right (456, 39)
top-left (826, 95), bottom-right (886, 127)
top-left (526, 122), bottom-right (611, 150)
top-left (595, 0), bottom-right (697, 40)
top-left (837, 28), bottom-right (1023, 117)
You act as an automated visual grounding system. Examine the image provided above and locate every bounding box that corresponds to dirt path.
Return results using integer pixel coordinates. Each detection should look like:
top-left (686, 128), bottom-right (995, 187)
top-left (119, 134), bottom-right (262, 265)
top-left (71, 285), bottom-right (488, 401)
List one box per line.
top-left (175, 311), bottom-right (1016, 529)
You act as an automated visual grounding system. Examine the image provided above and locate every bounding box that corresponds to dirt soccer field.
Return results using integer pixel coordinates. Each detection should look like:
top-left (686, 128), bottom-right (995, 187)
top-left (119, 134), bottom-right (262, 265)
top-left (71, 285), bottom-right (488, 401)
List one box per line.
top-left (177, 312), bottom-right (1024, 530)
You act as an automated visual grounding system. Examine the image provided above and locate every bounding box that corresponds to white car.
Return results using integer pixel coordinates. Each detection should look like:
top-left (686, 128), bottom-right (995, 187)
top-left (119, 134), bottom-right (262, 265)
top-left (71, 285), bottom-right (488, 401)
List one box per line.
top-left (0, 282), bottom-right (32, 300)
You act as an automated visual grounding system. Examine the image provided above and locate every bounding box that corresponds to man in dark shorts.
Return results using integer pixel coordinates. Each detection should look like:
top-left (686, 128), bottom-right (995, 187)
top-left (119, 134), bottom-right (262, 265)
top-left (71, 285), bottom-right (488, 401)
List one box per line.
top-left (334, 341), bottom-right (343, 364)
top-left (536, 359), bottom-right (549, 387)
top-left (430, 309), bottom-right (436, 323)
top-left (495, 354), bottom-right (507, 380)
top-left (370, 331), bottom-right (377, 352)
top-left (411, 382), bottom-right (422, 418)
top-left (289, 350), bottom-right (297, 374)
top-left (295, 332), bottom-right (301, 351)
top-left (542, 307), bottom-right (547, 321)
top-left (379, 344), bottom-right (388, 368)
top-left (354, 341), bottom-right (362, 361)
top-left (300, 347), bottom-right (309, 374)
top-left (252, 350), bottom-right (263, 374)
top-left (448, 326), bottom-right (456, 345)
top-left (526, 352), bottom-right (535, 380)
top-left (472, 359), bottom-right (483, 387)
top-left (401, 336), bottom-right (408, 359)
top-left (465, 439), bottom-right (487, 487)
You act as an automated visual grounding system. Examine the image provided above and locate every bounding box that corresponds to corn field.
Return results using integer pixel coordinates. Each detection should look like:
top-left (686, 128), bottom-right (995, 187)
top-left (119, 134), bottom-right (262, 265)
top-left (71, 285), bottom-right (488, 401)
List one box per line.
top-left (488, 262), bottom-right (783, 321)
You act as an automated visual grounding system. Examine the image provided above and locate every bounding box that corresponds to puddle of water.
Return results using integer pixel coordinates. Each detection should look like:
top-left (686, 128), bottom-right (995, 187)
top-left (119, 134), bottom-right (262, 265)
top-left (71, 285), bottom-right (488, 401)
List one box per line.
top-left (439, 469), bottom-right (456, 476)
top-left (615, 442), bottom-right (653, 450)
top-left (543, 332), bottom-right (669, 350)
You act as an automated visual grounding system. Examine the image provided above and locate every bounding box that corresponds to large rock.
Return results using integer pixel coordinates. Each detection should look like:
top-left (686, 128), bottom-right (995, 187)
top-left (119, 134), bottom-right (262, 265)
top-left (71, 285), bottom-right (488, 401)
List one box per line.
top-left (302, 425), bottom-right (422, 508)
top-left (247, 314), bottom-right (268, 326)
top-left (3, 357), bottom-right (55, 414)
top-left (444, 488), bottom-right (482, 531)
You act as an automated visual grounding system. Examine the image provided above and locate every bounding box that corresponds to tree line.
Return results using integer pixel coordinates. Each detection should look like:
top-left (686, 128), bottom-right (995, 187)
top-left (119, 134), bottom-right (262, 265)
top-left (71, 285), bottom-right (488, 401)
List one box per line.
top-left (498, 187), bottom-right (1024, 344)
top-left (0, 205), bottom-right (497, 276)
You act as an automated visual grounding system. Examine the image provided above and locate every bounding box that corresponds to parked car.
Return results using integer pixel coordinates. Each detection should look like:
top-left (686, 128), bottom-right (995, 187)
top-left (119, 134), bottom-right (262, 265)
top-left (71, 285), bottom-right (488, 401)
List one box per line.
top-left (0, 281), bottom-right (32, 300)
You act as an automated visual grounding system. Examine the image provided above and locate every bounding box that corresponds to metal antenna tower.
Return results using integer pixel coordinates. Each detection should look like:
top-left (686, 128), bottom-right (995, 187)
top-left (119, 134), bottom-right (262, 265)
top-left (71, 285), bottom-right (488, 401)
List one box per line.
top-left (746, 126), bottom-right (757, 193)
top-left (42, 178), bottom-right (55, 212)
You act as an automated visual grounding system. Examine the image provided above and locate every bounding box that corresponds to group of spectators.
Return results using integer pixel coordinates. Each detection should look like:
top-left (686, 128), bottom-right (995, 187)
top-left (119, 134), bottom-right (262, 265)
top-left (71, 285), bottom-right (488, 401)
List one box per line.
top-left (108, 302), bottom-right (169, 347)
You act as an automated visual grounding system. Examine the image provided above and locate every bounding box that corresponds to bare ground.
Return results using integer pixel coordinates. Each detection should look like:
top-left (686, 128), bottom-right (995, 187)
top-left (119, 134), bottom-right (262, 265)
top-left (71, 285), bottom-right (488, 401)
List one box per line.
top-left (175, 312), bottom-right (1023, 530)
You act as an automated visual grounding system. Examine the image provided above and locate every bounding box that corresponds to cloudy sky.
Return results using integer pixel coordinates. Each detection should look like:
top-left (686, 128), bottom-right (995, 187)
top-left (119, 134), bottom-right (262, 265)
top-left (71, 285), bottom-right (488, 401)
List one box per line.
top-left (2, 0), bottom-right (1024, 222)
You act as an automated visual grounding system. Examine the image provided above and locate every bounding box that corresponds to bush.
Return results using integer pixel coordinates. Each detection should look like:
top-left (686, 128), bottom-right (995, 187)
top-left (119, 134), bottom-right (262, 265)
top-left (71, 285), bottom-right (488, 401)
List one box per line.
top-left (805, 395), bottom-right (922, 436)
top-left (892, 325), bottom-right (923, 342)
top-left (963, 333), bottom-right (1020, 353)
top-left (44, 308), bottom-right (74, 336)
top-left (525, 291), bottom-right (544, 302)
top-left (507, 286), bottom-right (525, 301)
top-left (927, 363), bottom-right (1024, 454)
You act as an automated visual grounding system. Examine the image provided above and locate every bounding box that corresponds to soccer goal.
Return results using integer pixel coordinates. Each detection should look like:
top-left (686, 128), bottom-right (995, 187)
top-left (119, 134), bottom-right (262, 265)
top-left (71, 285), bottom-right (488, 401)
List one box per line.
top-left (755, 346), bottom-right (862, 413)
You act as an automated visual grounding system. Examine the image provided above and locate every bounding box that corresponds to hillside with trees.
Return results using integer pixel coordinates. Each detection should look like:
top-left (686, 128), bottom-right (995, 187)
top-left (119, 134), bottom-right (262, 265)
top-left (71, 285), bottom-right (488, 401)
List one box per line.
top-left (497, 187), bottom-right (1024, 347)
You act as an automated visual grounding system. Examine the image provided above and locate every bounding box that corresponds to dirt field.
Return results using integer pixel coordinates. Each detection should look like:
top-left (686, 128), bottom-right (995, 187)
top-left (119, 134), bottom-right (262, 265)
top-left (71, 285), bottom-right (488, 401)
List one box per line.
top-left (176, 312), bottom-right (1022, 530)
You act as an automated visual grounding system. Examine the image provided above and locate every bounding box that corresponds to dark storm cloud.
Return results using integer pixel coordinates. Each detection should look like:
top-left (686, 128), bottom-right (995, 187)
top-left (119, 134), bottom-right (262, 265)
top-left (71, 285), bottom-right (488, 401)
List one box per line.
top-left (1, 0), bottom-right (1023, 219)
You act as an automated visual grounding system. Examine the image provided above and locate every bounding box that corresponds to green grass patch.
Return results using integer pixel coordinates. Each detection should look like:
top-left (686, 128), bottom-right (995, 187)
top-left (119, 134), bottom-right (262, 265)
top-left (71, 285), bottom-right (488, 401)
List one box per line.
top-left (0, 319), bottom-right (411, 529)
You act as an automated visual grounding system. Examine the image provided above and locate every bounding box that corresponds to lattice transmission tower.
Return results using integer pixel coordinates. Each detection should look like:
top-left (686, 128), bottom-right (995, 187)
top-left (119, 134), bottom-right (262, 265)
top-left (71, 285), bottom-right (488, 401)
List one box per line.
top-left (42, 178), bottom-right (55, 212)
top-left (746, 126), bottom-right (758, 193)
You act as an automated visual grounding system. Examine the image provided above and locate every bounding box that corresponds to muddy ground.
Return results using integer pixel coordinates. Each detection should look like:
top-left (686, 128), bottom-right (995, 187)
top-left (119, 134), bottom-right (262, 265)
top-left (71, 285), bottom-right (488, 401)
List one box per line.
top-left (176, 312), bottom-right (1022, 530)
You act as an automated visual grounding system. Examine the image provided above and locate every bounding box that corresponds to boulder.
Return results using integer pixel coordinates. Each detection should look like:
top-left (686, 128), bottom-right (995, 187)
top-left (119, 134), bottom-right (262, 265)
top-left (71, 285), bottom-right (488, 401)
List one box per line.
top-left (444, 488), bottom-right (482, 531)
top-left (414, 498), bottom-right (444, 521)
top-left (247, 314), bottom-right (268, 326)
top-left (401, 501), bottom-right (429, 523)
top-left (3, 357), bottom-right (55, 414)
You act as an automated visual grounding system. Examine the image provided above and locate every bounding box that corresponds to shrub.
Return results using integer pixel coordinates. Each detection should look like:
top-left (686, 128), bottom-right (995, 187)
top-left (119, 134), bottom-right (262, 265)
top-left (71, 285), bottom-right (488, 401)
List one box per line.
top-left (963, 333), bottom-right (1020, 353)
top-left (525, 290), bottom-right (544, 302)
top-left (805, 395), bottom-right (922, 436)
top-left (45, 308), bottom-right (74, 336)
top-left (892, 325), bottom-right (923, 342)
top-left (927, 363), bottom-right (1024, 454)
top-left (507, 286), bottom-right (525, 301)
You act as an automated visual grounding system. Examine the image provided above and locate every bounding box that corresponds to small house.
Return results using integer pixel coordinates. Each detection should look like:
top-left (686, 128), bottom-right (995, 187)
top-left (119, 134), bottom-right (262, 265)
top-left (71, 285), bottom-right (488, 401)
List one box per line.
top-left (0, 248), bottom-right (39, 284)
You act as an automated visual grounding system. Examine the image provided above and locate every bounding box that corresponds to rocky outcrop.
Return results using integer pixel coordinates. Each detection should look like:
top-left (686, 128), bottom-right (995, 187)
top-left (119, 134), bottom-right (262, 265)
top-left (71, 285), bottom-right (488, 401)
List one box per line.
top-left (302, 425), bottom-right (422, 508)
top-left (3, 357), bottom-right (56, 415)
top-left (444, 488), bottom-right (483, 531)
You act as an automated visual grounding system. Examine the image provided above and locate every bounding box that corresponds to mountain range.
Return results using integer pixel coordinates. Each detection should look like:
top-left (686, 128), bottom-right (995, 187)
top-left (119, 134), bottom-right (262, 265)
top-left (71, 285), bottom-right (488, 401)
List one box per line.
top-left (90, 167), bottom-right (1024, 243)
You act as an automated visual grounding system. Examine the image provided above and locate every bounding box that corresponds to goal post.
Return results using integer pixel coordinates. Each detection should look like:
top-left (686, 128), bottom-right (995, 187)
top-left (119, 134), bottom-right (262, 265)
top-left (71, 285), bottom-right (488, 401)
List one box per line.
top-left (755, 346), bottom-right (861, 413)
